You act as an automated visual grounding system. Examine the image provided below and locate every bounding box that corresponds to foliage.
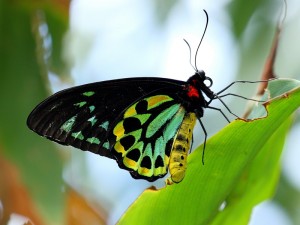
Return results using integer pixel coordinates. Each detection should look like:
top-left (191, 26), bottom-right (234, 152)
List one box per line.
top-left (0, 0), bottom-right (299, 224)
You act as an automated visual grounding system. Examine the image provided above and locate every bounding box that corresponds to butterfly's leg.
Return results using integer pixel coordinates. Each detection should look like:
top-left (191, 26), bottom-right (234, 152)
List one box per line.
top-left (217, 93), bottom-right (264, 102)
top-left (216, 80), bottom-right (272, 95)
top-left (199, 119), bottom-right (207, 165)
top-left (189, 134), bottom-right (194, 154)
top-left (207, 105), bottom-right (232, 122)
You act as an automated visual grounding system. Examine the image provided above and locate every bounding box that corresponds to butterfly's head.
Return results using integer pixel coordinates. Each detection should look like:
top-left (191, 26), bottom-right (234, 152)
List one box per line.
top-left (189, 70), bottom-right (213, 88)
top-left (184, 70), bottom-right (215, 103)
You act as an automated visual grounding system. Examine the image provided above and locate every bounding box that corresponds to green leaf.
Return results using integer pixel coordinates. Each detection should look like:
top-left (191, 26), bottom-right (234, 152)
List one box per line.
top-left (118, 79), bottom-right (300, 225)
top-left (210, 117), bottom-right (292, 224)
top-left (227, 0), bottom-right (274, 39)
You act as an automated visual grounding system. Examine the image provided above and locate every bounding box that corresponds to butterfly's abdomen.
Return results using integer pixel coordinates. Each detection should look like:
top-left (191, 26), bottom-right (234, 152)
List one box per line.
top-left (169, 112), bottom-right (196, 183)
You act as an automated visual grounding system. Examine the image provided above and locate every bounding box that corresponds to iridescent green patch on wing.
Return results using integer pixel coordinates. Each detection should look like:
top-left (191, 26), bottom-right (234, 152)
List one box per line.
top-left (72, 131), bottom-right (84, 140)
top-left (146, 104), bottom-right (180, 138)
top-left (74, 101), bottom-right (87, 107)
top-left (61, 115), bottom-right (77, 132)
top-left (114, 114), bottom-right (151, 141)
top-left (86, 137), bottom-right (101, 145)
top-left (89, 105), bottom-right (95, 113)
top-left (103, 141), bottom-right (110, 150)
top-left (82, 91), bottom-right (95, 97)
top-left (112, 95), bottom-right (186, 181)
top-left (87, 116), bottom-right (97, 126)
top-left (99, 121), bottom-right (109, 131)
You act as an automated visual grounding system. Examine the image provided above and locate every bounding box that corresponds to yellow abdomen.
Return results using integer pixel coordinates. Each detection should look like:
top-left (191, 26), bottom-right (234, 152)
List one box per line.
top-left (169, 112), bottom-right (196, 183)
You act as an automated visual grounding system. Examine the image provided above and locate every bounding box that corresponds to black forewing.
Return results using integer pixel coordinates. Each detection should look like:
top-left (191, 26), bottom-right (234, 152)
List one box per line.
top-left (27, 77), bottom-right (185, 158)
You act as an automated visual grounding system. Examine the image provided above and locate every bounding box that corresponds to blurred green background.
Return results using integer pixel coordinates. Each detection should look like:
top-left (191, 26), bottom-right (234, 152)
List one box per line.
top-left (0, 0), bottom-right (299, 224)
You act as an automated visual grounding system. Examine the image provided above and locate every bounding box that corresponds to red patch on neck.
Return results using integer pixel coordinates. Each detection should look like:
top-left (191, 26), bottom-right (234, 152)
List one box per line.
top-left (187, 86), bottom-right (199, 98)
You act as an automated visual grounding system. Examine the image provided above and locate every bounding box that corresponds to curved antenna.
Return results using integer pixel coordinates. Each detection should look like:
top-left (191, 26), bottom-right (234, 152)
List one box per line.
top-left (194, 9), bottom-right (209, 71)
top-left (183, 38), bottom-right (196, 71)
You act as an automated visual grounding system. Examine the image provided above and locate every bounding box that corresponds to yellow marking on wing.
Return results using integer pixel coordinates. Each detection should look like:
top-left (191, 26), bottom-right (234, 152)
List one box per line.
top-left (147, 95), bottom-right (173, 109)
top-left (153, 166), bottom-right (167, 176)
top-left (138, 167), bottom-right (152, 177)
top-left (123, 158), bottom-right (139, 170)
top-left (124, 95), bottom-right (172, 118)
top-left (124, 104), bottom-right (137, 118)
top-left (114, 142), bottom-right (125, 155)
top-left (163, 155), bottom-right (170, 174)
top-left (113, 121), bottom-right (125, 140)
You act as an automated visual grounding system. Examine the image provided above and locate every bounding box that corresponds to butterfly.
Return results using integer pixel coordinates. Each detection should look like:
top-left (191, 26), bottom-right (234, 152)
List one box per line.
top-left (27, 71), bottom-right (235, 183)
top-left (27, 10), bottom-right (260, 183)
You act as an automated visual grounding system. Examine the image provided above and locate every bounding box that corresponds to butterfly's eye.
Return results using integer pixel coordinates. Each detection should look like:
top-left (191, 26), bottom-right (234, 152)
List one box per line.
top-left (204, 77), bottom-right (213, 87)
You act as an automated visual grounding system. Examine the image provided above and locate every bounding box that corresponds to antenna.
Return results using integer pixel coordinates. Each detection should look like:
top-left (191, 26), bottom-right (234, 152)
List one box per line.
top-left (183, 38), bottom-right (196, 71)
top-left (184, 9), bottom-right (209, 71)
top-left (195, 9), bottom-right (209, 71)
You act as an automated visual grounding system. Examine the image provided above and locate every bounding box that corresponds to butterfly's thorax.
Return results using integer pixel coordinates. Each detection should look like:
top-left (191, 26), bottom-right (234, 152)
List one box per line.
top-left (169, 112), bottom-right (196, 183)
top-left (180, 71), bottom-right (215, 118)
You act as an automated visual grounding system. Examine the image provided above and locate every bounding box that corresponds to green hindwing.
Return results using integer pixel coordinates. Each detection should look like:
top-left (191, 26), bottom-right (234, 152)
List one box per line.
top-left (112, 95), bottom-right (187, 181)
